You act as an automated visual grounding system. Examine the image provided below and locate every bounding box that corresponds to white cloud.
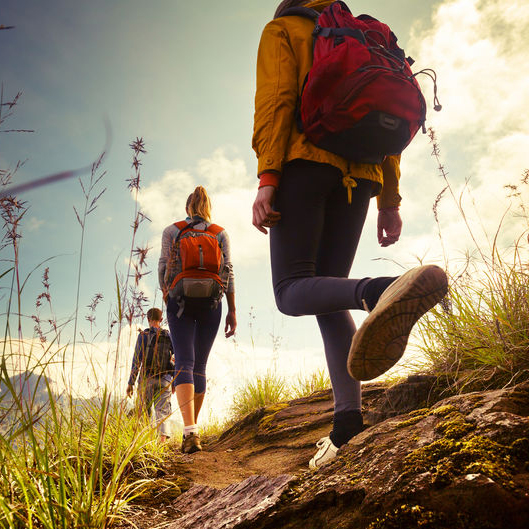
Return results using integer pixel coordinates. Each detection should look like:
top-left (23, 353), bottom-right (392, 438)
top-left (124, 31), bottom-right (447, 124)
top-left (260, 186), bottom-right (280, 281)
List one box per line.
top-left (409, 0), bottom-right (529, 136)
top-left (26, 216), bottom-right (44, 231)
top-left (138, 168), bottom-right (195, 236)
top-left (394, 0), bottom-right (529, 272)
top-left (196, 147), bottom-right (253, 192)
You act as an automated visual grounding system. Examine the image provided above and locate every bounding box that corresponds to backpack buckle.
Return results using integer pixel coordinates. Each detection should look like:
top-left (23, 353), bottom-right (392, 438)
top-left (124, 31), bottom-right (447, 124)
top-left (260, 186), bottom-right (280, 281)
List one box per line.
top-left (313, 24), bottom-right (322, 36)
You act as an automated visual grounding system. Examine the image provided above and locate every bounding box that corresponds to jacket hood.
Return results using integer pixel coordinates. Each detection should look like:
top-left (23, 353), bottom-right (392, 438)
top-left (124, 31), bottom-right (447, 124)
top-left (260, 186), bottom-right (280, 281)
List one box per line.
top-left (305, 0), bottom-right (335, 12)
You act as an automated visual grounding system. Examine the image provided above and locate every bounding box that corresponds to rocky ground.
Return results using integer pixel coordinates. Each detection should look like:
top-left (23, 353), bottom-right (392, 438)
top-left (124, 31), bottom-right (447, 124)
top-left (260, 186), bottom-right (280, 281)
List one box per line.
top-left (120, 377), bottom-right (529, 529)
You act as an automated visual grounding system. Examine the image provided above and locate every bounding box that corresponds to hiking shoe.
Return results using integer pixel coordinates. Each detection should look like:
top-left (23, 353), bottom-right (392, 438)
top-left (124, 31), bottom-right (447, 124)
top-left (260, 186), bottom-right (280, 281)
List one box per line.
top-left (348, 265), bottom-right (448, 381)
top-left (181, 433), bottom-right (202, 454)
top-left (309, 436), bottom-right (339, 469)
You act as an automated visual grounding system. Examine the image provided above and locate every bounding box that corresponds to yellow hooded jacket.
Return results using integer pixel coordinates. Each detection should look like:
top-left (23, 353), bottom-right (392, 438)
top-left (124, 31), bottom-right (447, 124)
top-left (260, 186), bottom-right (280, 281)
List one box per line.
top-left (252, 0), bottom-right (402, 209)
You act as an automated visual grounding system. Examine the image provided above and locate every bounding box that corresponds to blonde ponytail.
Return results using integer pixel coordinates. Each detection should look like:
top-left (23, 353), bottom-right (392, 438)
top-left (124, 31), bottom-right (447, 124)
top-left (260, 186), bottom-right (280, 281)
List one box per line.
top-left (187, 186), bottom-right (212, 222)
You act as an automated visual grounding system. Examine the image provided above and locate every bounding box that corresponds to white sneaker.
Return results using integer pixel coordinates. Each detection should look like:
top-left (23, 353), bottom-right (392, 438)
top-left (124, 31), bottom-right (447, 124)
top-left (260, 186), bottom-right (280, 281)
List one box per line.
top-left (309, 436), bottom-right (339, 469)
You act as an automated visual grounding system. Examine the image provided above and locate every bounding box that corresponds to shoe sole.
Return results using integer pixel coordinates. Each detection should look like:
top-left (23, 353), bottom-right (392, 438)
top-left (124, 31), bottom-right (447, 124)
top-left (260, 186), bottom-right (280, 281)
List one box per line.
top-left (348, 265), bottom-right (448, 381)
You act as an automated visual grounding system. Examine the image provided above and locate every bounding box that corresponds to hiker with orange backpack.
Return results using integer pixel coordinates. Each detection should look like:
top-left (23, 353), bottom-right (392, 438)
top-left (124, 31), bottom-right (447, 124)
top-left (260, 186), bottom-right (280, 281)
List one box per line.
top-left (159, 186), bottom-right (236, 454)
top-left (126, 307), bottom-right (174, 443)
top-left (252, 0), bottom-right (447, 468)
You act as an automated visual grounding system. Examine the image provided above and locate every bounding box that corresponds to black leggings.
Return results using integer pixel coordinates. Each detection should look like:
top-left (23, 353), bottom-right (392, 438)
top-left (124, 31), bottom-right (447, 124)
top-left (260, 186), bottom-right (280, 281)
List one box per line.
top-left (166, 297), bottom-right (222, 394)
top-left (270, 159), bottom-right (378, 413)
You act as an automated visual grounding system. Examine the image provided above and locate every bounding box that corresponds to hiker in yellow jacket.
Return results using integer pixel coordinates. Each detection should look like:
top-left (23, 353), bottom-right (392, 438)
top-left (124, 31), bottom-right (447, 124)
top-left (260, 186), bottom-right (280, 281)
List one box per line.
top-left (252, 0), bottom-right (447, 468)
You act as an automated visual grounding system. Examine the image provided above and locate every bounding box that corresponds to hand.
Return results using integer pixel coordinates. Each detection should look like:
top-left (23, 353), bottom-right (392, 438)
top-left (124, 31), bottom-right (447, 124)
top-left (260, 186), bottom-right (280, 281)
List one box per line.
top-left (377, 207), bottom-right (402, 247)
top-left (225, 310), bottom-right (237, 338)
top-left (126, 384), bottom-right (133, 398)
top-left (252, 186), bottom-right (281, 234)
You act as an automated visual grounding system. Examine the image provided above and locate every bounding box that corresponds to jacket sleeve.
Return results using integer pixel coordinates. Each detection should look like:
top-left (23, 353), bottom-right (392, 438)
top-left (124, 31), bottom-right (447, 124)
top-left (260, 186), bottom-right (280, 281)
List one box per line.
top-left (218, 230), bottom-right (235, 294)
top-left (252, 21), bottom-right (299, 177)
top-left (376, 155), bottom-right (402, 209)
top-left (158, 225), bottom-right (172, 289)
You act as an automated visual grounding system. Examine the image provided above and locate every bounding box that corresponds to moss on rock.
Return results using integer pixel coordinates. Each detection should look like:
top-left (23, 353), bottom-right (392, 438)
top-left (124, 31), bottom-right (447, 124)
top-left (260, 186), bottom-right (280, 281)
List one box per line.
top-left (430, 404), bottom-right (458, 417)
top-left (434, 413), bottom-right (474, 439)
top-left (367, 504), bottom-right (451, 529)
top-left (258, 403), bottom-right (289, 430)
top-left (366, 502), bottom-right (503, 529)
top-left (408, 407), bottom-right (431, 417)
top-left (403, 432), bottom-right (524, 489)
top-left (395, 416), bottom-right (424, 428)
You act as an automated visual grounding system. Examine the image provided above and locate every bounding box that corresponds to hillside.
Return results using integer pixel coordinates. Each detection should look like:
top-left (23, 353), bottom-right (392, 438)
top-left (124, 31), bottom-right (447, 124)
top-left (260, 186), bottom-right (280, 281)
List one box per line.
top-left (120, 376), bottom-right (529, 529)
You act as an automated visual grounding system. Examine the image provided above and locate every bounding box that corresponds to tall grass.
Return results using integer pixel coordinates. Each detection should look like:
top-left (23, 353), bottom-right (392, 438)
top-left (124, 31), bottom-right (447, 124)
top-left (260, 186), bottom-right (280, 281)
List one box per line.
top-left (0, 113), bottom-right (171, 527)
top-left (0, 361), bottom-right (165, 528)
top-left (416, 244), bottom-right (529, 393)
top-left (228, 368), bottom-right (331, 422)
top-left (72, 153), bottom-right (107, 359)
top-left (414, 130), bottom-right (529, 393)
top-left (290, 368), bottom-right (331, 399)
top-left (229, 370), bottom-right (290, 418)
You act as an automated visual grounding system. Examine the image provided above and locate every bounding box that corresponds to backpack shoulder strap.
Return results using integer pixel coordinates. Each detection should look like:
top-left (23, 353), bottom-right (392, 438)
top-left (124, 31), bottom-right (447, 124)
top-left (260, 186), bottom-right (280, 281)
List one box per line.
top-left (280, 6), bottom-right (319, 21)
top-left (146, 327), bottom-right (156, 343)
top-left (206, 223), bottom-right (224, 236)
top-left (173, 219), bottom-right (201, 243)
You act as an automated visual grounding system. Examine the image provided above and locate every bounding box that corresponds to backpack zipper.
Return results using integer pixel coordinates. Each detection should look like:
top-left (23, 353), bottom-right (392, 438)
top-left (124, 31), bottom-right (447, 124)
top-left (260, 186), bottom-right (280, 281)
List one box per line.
top-left (198, 244), bottom-right (204, 269)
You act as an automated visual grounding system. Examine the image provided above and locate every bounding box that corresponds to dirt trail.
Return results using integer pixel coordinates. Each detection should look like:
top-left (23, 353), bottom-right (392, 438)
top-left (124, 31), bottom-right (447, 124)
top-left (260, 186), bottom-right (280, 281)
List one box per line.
top-left (119, 390), bottom-right (337, 528)
top-left (166, 390), bottom-right (337, 488)
top-left (167, 443), bottom-right (260, 489)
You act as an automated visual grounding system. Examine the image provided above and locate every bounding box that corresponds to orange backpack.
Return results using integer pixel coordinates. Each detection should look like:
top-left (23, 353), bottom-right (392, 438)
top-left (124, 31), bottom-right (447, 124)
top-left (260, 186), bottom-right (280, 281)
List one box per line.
top-left (165, 220), bottom-right (225, 308)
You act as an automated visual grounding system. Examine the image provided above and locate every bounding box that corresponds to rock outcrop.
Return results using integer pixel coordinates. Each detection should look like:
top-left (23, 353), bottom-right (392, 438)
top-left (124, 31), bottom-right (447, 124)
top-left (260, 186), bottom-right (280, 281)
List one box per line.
top-left (168, 379), bottom-right (529, 529)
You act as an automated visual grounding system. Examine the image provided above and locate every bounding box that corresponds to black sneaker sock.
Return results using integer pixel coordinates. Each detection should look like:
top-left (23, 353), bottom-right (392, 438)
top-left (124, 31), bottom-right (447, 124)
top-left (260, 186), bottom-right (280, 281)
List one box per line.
top-left (329, 409), bottom-right (363, 448)
top-left (362, 276), bottom-right (398, 311)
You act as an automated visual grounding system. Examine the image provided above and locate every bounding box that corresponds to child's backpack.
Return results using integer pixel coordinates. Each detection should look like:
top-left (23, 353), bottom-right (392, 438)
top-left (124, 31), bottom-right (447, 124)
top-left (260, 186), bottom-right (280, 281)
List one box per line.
top-left (165, 220), bottom-right (225, 310)
top-left (282, 1), bottom-right (441, 164)
top-left (143, 328), bottom-right (174, 378)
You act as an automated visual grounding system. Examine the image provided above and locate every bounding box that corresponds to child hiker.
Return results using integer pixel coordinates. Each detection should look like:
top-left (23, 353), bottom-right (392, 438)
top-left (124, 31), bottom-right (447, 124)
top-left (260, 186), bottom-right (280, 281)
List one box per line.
top-left (126, 307), bottom-right (174, 442)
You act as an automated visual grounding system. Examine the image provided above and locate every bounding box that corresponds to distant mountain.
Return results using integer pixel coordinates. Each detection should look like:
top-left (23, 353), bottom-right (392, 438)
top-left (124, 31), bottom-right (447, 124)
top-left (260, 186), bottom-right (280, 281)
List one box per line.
top-left (0, 370), bottom-right (56, 407)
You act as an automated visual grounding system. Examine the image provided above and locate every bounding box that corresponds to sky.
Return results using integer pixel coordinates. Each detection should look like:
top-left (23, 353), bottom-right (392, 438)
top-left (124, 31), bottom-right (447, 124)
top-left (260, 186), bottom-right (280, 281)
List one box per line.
top-left (1, 0), bottom-right (529, 422)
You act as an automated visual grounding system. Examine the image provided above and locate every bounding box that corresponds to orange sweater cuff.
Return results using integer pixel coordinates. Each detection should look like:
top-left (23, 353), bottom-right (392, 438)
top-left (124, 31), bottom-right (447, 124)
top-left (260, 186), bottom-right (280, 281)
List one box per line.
top-left (258, 172), bottom-right (280, 189)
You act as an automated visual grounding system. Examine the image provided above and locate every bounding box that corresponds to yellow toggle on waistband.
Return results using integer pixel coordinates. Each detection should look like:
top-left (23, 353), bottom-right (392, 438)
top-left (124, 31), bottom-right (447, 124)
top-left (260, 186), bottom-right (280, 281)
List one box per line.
top-left (342, 176), bottom-right (357, 203)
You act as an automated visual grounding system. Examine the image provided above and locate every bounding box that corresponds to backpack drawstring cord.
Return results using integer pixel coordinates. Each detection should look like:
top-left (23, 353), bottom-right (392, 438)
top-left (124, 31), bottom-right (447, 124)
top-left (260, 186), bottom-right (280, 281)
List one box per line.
top-left (412, 68), bottom-right (442, 112)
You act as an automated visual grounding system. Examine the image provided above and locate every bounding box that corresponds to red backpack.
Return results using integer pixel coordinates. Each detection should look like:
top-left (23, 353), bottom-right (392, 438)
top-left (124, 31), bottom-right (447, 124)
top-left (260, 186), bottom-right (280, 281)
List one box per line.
top-left (282, 1), bottom-right (441, 164)
top-left (165, 220), bottom-right (225, 309)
